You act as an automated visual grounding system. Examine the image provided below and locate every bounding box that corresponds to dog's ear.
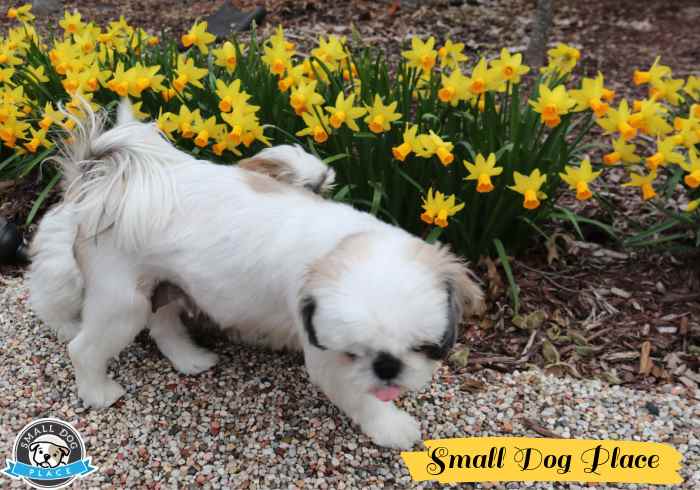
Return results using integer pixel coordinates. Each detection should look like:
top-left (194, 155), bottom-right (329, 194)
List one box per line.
top-left (417, 241), bottom-right (484, 327)
top-left (238, 156), bottom-right (296, 185)
top-left (59, 446), bottom-right (70, 457)
top-left (29, 442), bottom-right (39, 452)
top-left (116, 98), bottom-right (136, 126)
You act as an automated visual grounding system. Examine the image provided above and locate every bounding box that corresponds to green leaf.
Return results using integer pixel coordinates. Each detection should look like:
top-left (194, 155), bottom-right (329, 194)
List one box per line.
top-left (369, 182), bottom-right (383, 216)
top-left (26, 172), bottom-right (60, 225)
top-left (493, 238), bottom-right (520, 313)
top-left (322, 153), bottom-right (348, 165)
top-left (18, 148), bottom-right (54, 179)
top-left (425, 226), bottom-right (443, 244)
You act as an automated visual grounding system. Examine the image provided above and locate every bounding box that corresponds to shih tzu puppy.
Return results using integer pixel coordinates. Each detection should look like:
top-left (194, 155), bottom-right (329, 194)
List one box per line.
top-left (28, 100), bottom-right (483, 449)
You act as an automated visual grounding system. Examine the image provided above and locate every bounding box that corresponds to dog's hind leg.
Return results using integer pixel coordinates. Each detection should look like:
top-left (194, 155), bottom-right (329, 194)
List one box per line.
top-left (148, 303), bottom-right (218, 375)
top-left (67, 266), bottom-right (150, 408)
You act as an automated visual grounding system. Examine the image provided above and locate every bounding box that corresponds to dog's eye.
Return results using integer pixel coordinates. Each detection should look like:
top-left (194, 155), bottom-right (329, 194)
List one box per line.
top-left (412, 343), bottom-right (445, 360)
top-left (344, 351), bottom-right (357, 361)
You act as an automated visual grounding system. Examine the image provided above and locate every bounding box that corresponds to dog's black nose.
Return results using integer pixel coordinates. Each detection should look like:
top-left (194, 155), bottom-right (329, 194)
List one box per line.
top-left (44, 454), bottom-right (50, 461)
top-left (373, 351), bottom-right (402, 380)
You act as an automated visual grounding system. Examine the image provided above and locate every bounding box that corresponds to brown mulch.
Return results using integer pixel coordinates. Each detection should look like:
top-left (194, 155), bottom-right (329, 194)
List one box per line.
top-left (1, 0), bottom-right (699, 395)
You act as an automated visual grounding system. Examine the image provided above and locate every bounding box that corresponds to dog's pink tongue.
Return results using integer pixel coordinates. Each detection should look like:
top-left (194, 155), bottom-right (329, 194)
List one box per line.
top-left (370, 385), bottom-right (401, 402)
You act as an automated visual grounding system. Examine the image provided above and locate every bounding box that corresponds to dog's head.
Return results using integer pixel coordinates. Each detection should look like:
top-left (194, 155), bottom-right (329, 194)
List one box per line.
top-left (300, 232), bottom-right (483, 402)
top-left (29, 438), bottom-right (70, 468)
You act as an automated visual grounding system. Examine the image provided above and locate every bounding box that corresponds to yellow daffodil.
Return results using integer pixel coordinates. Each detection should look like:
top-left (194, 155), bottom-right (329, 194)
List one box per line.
top-left (312, 35), bottom-right (347, 70)
top-left (161, 88), bottom-right (177, 102)
top-left (559, 158), bottom-right (601, 200)
top-left (684, 75), bottom-right (700, 101)
top-left (687, 199), bottom-right (700, 212)
top-left (466, 58), bottom-right (497, 97)
top-left (623, 170), bottom-right (657, 201)
top-left (364, 95), bottom-right (401, 134)
top-left (296, 108), bottom-right (331, 144)
top-left (339, 61), bottom-right (357, 82)
top-left (173, 55), bottom-right (208, 92)
top-left (421, 188), bottom-right (465, 228)
top-left (392, 125), bottom-right (421, 161)
top-left (628, 98), bottom-right (672, 137)
top-left (438, 69), bottom-right (469, 106)
top-left (529, 84), bottom-right (576, 128)
top-left (463, 153), bottom-right (503, 192)
top-left (212, 41), bottom-right (238, 73)
top-left (649, 77), bottom-right (685, 106)
top-left (416, 131), bottom-right (454, 166)
top-left (7, 4), bottom-right (34, 22)
top-left (215, 79), bottom-right (256, 114)
top-left (0, 40), bottom-right (23, 65)
top-left (645, 136), bottom-right (684, 171)
top-left (596, 100), bottom-right (637, 140)
top-left (0, 116), bottom-right (29, 148)
top-left (633, 57), bottom-right (671, 86)
top-left (509, 169), bottom-right (547, 210)
top-left (680, 148), bottom-right (700, 188)
top-left (541, 43), bottom-right (580, 76)
top-left (181, 21), bottom-right (216, 54)
top-left (277, 63), bottom-right (306, 92)
top-left (130, 102), bottom-right (150, 121)
top-left (672, 115), bottom-right (700, 148)
top-left (290, 79), bottom-right (324, 116)
top-left (23, 127), bottom-right (51, 153)
top-left (156, 110), bottom-right (178, 139)
top-left (59, 11), bottom-right (85, 36)
top-left (193, 116), bottom-right (223, 148)
top-left (325, 92), bottom-right (366, 131)
top-left (262, 27), bottom-right (294, 76)
top-left (175, 105), bottom-right (202, 139)
top-left (38, 103), bottom-right (64, 130)
top-left (603, 136), bottom-right (641, 165)
top-left (569, 72), bottom-right (610, 117)
top-left (402, 36), bottom-right (437, 75)
top-left (221, 106), bottom-right (268, 148)
top-left (0, 67), bottom-right (14, 83)
top-left (490, 48), bottom-right (529, 85)
top-left (438, 39), bottom-right (468, 70)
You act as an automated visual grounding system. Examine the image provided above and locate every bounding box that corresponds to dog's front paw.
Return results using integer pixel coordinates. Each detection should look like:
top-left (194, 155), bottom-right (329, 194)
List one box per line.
top-left (171, 348), bottom-right (218, 375)
top-left (361, 407), bottom-right (422, 449)
top-left (78, 379), bottom-right (125, 408)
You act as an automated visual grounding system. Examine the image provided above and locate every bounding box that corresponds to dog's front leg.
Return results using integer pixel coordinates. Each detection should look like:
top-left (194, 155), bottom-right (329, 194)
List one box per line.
top-left (304, 348), bottom-right (422, 449)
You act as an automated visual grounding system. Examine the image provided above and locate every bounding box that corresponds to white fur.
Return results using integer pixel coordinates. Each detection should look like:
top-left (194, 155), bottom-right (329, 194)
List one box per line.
top-left (29, 100), bottom-right (483, 449)
top-left (252, 144), bottom-right (336, 193)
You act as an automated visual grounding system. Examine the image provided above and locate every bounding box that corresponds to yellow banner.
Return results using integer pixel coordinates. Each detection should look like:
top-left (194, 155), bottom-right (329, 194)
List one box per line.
top-left (401, 437), bottom-right (682, 484)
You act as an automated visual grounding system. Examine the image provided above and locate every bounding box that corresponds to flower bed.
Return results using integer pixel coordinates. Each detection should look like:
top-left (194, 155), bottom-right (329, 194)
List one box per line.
top-left (1, 4), bottom-right (698, 260)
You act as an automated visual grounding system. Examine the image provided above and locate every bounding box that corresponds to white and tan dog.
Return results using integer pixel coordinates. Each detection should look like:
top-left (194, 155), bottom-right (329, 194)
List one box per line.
top-left (28, 100), bottom-right (482, 448)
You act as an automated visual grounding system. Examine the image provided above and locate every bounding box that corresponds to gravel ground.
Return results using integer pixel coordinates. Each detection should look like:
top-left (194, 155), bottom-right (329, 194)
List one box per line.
top-left (1, 276), bottom-right (698, 489)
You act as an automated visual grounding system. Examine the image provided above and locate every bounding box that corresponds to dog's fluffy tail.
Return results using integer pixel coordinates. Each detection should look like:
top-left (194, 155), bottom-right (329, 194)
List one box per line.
top-left (27, 203), bottom-right (84, 341)
top-left (53, 99), bottom-right (186, 250)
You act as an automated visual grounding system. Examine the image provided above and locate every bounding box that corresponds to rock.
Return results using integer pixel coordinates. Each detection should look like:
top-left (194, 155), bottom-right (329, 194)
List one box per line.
top-left (205, 4), bottom-right (267, 39)
top-left (644, 401), bottom-right (660, 416)
top-left (0, 217), bottom-right (28, 264)
top-left (32, 0), bottom-right (63, 17)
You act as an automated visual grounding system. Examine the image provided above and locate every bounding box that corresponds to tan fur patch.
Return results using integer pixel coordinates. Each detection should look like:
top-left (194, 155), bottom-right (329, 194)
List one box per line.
top-left (238, 157), bottom-right (296, 185)
top-left (305, 232), bottom-right (373, 289)
top-left (241, 171), bottom-right (288, 194)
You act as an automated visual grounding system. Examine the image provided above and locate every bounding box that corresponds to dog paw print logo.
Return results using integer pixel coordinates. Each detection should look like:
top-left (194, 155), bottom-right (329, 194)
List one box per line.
top-left (2, 418), bottom-right (97, 489)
